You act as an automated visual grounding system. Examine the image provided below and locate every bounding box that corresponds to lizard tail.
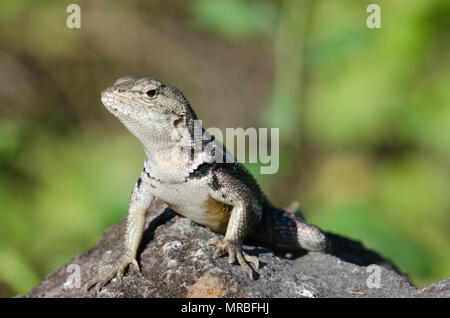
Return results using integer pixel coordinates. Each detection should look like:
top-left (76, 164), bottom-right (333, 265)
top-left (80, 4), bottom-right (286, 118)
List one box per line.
top-left (250, 205), bottom-right (330, 253)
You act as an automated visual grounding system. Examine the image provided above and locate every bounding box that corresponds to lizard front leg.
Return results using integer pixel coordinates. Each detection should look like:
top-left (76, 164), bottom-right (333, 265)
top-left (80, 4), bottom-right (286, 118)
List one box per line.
top-left (207, 174), bottom-right (262, 279)
top-left (84, 170), bottom-right (154, 293)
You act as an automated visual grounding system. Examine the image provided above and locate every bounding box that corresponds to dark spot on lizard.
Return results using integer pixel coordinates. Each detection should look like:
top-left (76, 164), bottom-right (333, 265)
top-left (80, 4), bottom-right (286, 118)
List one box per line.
top-left (143, 167), bottom-right (150, 178)
top-left (188, 163), bottom-right (221, 190)
top-left (174, 116), bottom-right (184, 128)
top-left (211, 173), bottom-right (221, 190)
top-left (188, 162), bottom-right (215, 180)
top-left (202, 136), bottom-right (217, 158)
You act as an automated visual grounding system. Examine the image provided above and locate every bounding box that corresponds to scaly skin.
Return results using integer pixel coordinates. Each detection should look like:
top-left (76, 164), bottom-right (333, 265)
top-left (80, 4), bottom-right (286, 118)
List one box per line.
top-left (84, 75), bottom-right (329, 293)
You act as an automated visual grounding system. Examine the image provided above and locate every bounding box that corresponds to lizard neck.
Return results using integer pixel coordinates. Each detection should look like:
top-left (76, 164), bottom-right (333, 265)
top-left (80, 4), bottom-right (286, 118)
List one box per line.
top-left (141, 123), bottom-right (214, 183)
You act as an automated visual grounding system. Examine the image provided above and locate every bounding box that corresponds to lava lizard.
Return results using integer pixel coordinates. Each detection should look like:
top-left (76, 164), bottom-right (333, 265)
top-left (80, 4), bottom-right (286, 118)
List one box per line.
top-left (84, 75), bottom-right (329, 293)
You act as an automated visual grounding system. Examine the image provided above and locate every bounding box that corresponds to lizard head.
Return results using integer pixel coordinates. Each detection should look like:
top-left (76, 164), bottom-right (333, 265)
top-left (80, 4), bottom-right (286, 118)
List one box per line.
top-left (101, 75), bottom-right (198, 149)
top-left (101, 74), bottom-right (195, 118)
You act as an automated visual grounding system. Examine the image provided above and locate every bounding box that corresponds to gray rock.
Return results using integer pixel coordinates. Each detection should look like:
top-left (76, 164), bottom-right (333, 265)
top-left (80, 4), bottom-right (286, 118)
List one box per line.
top-left (23, 199), bottom-right (449, 298)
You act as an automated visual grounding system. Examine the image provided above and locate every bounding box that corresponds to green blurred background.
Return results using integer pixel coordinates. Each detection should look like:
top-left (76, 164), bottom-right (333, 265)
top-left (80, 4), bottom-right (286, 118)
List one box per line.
top-left (0, 0), bottom-right (449, 297)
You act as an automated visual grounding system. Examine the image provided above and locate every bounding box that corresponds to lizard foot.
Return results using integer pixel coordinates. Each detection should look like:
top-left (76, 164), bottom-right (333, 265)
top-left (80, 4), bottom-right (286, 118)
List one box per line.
top-left (83, 254), bottom-right (140, 295)
top-left (208, 238), bottom-right (259, 279)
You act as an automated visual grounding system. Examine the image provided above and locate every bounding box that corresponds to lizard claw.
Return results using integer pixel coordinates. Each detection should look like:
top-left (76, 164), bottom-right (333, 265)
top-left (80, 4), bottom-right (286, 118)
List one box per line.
top-left (208, 238), bottom-right (259, 279)
top-left (83, 254), bottom-right (140, 295)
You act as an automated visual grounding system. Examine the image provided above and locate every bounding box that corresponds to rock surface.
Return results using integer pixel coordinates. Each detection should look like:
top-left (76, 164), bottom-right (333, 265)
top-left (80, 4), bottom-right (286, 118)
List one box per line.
top-left (24, 199), bottom-right (449, 298)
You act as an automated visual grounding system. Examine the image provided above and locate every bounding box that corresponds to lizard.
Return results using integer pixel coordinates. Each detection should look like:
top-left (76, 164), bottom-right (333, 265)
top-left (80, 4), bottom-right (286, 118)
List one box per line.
top-left (84, 75), bottom-right (330, 293)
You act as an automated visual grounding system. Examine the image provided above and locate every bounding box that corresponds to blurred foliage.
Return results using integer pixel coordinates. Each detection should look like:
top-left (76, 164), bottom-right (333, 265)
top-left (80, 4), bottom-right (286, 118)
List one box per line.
top-left (189, 0), bottom-right (278, 38)
top-left (0, 0), bottom-right (449, 296)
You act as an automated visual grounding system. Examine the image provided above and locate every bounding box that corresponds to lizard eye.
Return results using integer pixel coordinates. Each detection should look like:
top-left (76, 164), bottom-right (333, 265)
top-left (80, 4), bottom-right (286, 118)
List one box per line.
top-left (146, 89), bottom-right (158, 98)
